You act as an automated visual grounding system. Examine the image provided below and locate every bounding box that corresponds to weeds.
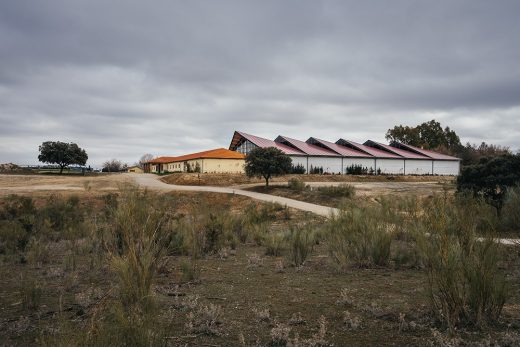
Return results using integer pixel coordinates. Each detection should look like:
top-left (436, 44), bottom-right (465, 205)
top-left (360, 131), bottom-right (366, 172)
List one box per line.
top-left (287, 225), bottom-right (315, 267)
top-left (316, 184), bottom-right (355, 198)
top-left (500, 185), bottom-right (520, 232)
top-left (186, 303), bottom-right (223, 335)
top-left (264, 232), bottom-right (286, 256)
top-left (418, 194), bottom-right (508, 329)
top-left (288, 178), bottom-right (307, 192)
top-left (19, 276), bottom-right (43, 310)
top-left (326, 204), bottom-right (394, 269)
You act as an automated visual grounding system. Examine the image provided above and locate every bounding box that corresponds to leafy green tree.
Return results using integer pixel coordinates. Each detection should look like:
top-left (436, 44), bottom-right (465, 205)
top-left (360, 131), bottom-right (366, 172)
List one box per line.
top-left (457, 154), bottom-right (520, 212)
top-left (385, 119), bottom-right (462, 154)
top-left (245, 147), bottom-right (292, 186)
top-left (38, 141), bottom-right (88, 174)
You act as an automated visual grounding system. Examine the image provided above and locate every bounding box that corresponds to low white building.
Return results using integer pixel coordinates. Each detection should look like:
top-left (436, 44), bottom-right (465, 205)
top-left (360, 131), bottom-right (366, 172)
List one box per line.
top-left (229, 131), bottom-right (461, 175)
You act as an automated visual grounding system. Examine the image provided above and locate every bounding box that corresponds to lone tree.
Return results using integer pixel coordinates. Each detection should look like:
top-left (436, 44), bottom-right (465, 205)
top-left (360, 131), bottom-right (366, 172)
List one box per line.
top-left (38, 141), bottom-right (88, 174)
top-left (245, 147), bottom-right (292, 186)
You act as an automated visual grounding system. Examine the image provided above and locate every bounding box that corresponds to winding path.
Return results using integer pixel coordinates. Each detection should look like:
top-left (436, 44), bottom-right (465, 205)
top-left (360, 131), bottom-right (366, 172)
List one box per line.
top-left (130, 173), bottom-right (339, 217)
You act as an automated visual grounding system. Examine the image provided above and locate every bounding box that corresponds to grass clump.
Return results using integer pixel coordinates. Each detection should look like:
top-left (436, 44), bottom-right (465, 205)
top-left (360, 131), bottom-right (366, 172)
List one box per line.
top-left (264, 232), bottom-right (286, 256)
top-left (418, 194), bottom-right (508, 330)
top-left (81, 184), bottom-right (175, 345)
top-left (500, 185), bottom-right (520, 233)
top-left (326, 204), bottom-right (393, 269)
top-left (288, 178), bottom-right (307, 191)
top-left (316, 184), bottom-right (355, 198)
top-left (287, 225), bottom-right (315, 266)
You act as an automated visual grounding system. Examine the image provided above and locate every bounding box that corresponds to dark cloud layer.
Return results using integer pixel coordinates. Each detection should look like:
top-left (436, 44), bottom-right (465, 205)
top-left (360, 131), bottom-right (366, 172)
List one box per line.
top-left (1, 1), bottom-right (519, 166)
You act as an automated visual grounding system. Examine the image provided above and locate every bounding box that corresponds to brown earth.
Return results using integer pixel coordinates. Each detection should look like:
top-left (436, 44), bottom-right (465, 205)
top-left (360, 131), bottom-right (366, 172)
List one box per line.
top-left (0, 174), bottom-right (131, 196)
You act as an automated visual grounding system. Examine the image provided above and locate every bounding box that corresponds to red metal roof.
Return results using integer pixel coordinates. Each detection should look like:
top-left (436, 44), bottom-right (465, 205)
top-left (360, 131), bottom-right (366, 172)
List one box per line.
top-left (276, 136), bottom-right (340, 156)
top-left (364, 140), bottom-right (430, 159)
top-left (229, 131), bottom-right (305, 156)
top-left (306, 137), bottom-right (373, 158)
top-left (336, 139), bottom-right (402, 158)
top-left (390, 142), bottom-right (461, 161)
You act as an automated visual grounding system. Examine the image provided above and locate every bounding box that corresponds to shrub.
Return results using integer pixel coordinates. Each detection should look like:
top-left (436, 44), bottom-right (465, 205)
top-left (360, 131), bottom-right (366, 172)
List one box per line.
top-left (291, 163), bottom-right (306, 174)
top-left (417, 194), bottom-right (508, 329)
top-left (500, 185), bottom-right (520, 232)
top-left (326, 205), bottom-right (394, 268)
top-left (287, 225), bottom-right (315, 266)
top-left (264, 232), bottom-right (286, 256)
top-left (287, 178), bottom-right (307, 191)
top-left (180, 258), bottom-right (200, 282)
top-left (74, 185), bottom-right (174, 346)
top-left (0, 220), bottom-right (28, 255)
top-left (20, 277), bottom-right (43, 310)
top-left (457, 153), bottom-right (520, 211)
top-left (345, 164), bottom-right (368, 175)
top-left (316, 184), bottom-right (355, 198)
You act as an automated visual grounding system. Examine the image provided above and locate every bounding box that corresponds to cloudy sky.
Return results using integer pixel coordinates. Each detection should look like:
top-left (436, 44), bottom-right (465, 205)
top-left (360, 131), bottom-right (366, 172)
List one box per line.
top-left (1, 1), bottom-right (519, 166)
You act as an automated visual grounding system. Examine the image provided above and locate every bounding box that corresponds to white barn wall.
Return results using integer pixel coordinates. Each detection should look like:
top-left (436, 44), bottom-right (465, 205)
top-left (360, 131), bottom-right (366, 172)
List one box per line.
top-left (404, 160), bottom-right (433, 175)
top-left (433, 161), bottom-right (460, 175)
top-left (308, 157), bottom-right (343, 174)
top-left (289, 156), bottom-right (308, 172)
top-left (343, 158), bottom-right (377, 173)
top-left (376, 159), bottom-right (405, 175)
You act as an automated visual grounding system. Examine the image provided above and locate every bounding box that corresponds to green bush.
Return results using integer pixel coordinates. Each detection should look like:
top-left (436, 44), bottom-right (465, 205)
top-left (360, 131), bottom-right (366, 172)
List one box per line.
top-left (291, 163), bottom-right (306, 174)
top-left (345, 164), bottom-right (369, 175)
top-left (288, 178), bottom-right (307, 191)
top-left (316, 184), bottom-right (355, 198)
top-left (0, 220), bottom-right (28, 255)
top-left (500, 185), bottom-right (520, 232)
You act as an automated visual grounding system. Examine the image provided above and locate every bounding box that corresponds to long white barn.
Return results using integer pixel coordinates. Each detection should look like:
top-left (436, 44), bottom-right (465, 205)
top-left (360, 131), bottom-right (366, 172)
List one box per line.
top-left (229, 131), bottom-right (461, 175)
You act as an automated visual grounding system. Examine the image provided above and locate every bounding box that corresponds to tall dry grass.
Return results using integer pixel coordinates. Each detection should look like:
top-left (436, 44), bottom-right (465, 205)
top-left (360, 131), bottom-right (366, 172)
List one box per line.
top-left (416, 194), bottom-right (507, 329)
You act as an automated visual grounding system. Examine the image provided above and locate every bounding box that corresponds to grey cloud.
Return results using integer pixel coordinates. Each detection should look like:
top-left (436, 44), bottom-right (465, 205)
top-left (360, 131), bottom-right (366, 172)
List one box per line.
top-left (1, 0), bottom-right (520, 166)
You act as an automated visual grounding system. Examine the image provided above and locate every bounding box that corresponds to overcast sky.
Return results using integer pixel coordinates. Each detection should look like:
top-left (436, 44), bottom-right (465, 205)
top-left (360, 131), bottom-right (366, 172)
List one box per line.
top-left (1, 1), bottom-right (519, 166)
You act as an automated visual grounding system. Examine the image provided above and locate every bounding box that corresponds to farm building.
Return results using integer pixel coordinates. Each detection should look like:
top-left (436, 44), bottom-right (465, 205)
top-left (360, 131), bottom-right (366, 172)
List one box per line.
top-left (126, 166), bottom-right (143, 173)
top-left (229, 131), bottom-right (460, 175)
top-left (145, 148), bottom-right (245, 174)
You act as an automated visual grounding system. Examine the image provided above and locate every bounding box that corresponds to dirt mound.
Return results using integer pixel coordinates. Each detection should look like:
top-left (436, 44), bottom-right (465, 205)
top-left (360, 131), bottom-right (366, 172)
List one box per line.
top-left (160, 173), bottom-right (456, 187)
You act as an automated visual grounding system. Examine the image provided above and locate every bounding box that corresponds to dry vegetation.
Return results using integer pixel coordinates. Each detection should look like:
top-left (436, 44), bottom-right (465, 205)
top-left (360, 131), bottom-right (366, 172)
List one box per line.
top-left (0, 178), bottom-right (519, 346)
top-left (160, 172), bottom-right (456, 187)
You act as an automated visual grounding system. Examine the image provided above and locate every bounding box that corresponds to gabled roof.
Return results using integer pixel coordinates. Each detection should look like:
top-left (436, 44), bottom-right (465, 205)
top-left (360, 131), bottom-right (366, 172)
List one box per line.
top-left (390, 142), bottom-right (461, 161)
top-left (364, 140), bottom-right (430, 159)
top-left (148, 156), bottom-right (178, 164)
top-left (275, 135), bottom-right (340, 156)
top-left (148, 149), bottom-right (244, 164)
top-left (229, 131), bottom-right (305, 155)
top-left (172, 148), bottom-right (245, 162)
top-left (336, 139), bottom-right (402, 158)
top-left (306, 137), bottom-right (373, 158)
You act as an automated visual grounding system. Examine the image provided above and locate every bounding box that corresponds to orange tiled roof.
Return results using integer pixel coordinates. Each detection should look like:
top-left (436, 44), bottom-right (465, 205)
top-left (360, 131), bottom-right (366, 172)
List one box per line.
top-left (147, 156), bottom-right (178, 164)
top-left (148, 148), bottom-right (244, 164)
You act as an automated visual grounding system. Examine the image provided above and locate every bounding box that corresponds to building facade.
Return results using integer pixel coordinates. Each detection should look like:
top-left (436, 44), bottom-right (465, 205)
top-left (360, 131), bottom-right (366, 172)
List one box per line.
top-left (229, 131), bottom-right (460, 175)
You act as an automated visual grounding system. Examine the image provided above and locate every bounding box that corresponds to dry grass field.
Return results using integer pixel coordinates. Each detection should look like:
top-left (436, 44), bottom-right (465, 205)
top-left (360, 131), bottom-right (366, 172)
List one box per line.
top-left (0, 174), bottom-right (519, 346)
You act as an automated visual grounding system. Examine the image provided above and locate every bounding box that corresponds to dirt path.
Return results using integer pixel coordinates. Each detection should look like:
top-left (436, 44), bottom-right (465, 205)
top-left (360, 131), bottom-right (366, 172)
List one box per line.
top-left (131, 173), bottom-right (338, 217)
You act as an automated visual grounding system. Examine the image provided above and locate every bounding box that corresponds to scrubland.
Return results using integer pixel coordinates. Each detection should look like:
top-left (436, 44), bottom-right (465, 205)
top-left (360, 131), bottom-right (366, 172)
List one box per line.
top-left (0, 182), bottom-right (519, 346)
